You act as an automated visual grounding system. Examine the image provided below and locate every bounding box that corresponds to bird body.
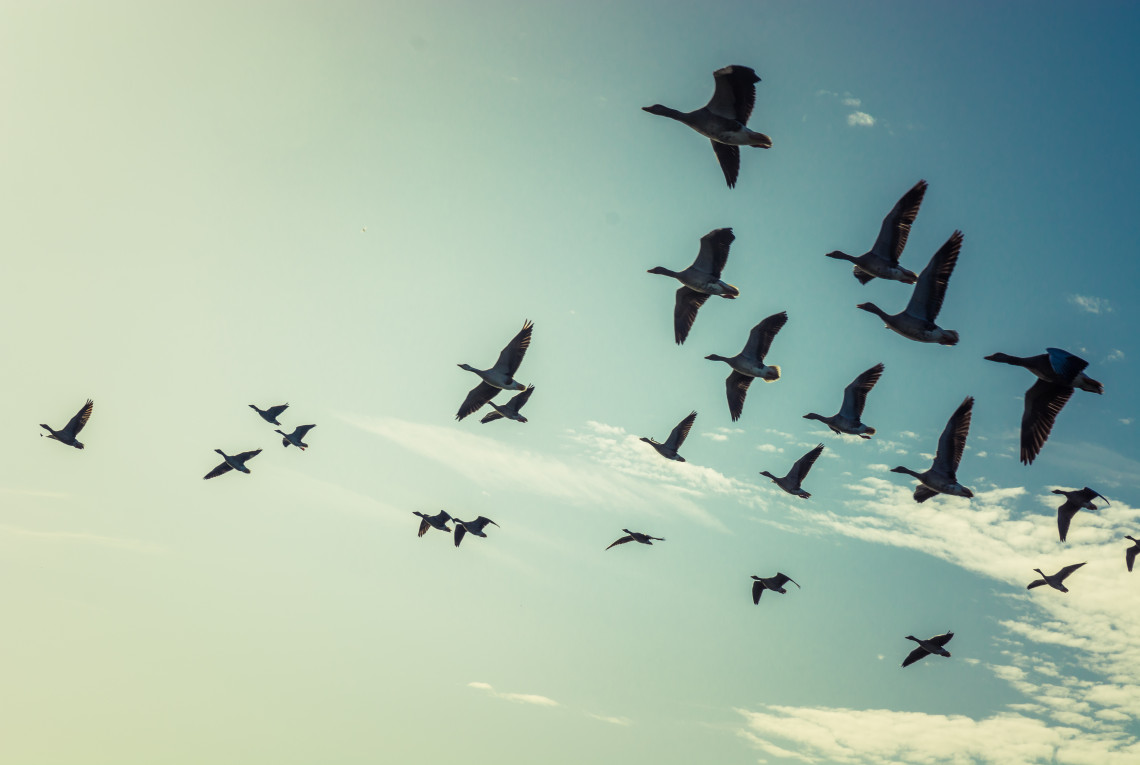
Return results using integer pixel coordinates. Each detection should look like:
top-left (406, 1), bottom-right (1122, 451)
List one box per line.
top-left (481, 386), bottom-right (534, 424)
top-left (705, 311), bottom-right (788, 421)
top-left (40, 399), bottom-right (94, 449)
top-left (826, 180), bottom-right (927, 285)
top-left (1027, 562), bottom-right (1087, 593)
top-left (760, 443), bottom-right (824, 498)
top-left (649, 228), bottom-right (739, 345)
top-left (276, 424), bottom-right (316, 450)
top-left (641, 411), bottom-right (697, 462)
top-left (250, 403), bottom-right (288, 425)
top-left (750, 573), bottom-right (799, 604)
top-left (413, 509), bottom-right (453, 537)
top-left (606, 529), bottom-right (664, 550)
top-left (891, 397), bottom-right (974, 502)
top-left (1053, 487), bottom-right (1108, 542)
top-left (203, 449), bottom-right (262, 479)
top-left (456, 320), bottom-right (533, 421)
top-left (453, 516), bottom-right (499, 547)
top-left (803, 363), bottom-right (883, 438)
top-left (901, 631), bottom-right (953, 667)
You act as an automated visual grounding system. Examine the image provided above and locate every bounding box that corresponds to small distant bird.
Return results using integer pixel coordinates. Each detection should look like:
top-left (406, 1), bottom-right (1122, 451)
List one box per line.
top-left (803, 363), bottom-right (884, 439)
top-left (453, 516), bottom-right (499, 547)
top-left (606, 529), bottom-right (664, 550)
top-left (1053, 487), bottom-right (1109, 543)
top-left (856, 230), bottom-right (963, 346)
top-left (901, 631), bottom-right (954, 668)
top-left (705, 311), bottom-right (788, 421)
top-left (648, 228), bottom-right (740, 345)
top-left (40, 399), bottom-right (94, 449)
top-left (413, 509), bottom-right (453, 537)
top-left (750, 573), bottom-right (799, 604)
top-left (760, 443), bottom-right (824, 498)
top-left (641, 411), bottom-right (697, 462)
top-left (984, 348), bottom-right (1104, 465)
top-left (250, 403), bottom-right (289, 425)
top-left (203, 449), bottom-right (262, 479)
top-left (480, 385), bottom-right (535, 424)
top-left (826, 180), bottom-right (927, 285)
top-left (642, 65), bottom-right (771, 188)
top-left (276, 424), bottom-right (316, 450)
top-left (1027, 562), bottom-right (1087, 593)
top-left (1125, 536), bottom-right (1139, 573)
top-left (891, 397), bottom-right (974, 502)
top-left (456, 320), bottom-right (533, 421)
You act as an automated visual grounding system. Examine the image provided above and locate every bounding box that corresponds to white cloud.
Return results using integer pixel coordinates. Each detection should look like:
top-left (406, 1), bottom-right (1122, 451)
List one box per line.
top-left (847, 111), bottom-right (875, 127)
top-left (586, 713), bottom-right (633, 726)
top-left (842, 97), bottom-right (862, 106)
top-left (468, 681), bottom-right (559, 707)
top-left (1122, 419), bottom-right (1133, 426)
top-left (1068, 294), bottom-right (1113, 314)
top-left (702, 432), bottom-right (728, 442)
top-left (756, 444), bottom-right (784, 453)
top-left (1106, 349), bottom-right (1125, 362)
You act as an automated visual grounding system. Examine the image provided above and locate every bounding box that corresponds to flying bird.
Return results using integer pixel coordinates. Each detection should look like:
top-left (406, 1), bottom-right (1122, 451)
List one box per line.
top-left (825, 180), bottom-right (927, 285)
top-left (1125, 536), bottom-right (1139, 573)
top-left (480, 385), bottom-right (535, 424)
top-left (984, 348), bottom-right (1104, 465)
top-left (203, 449), bottom-right (262, 479)
top-left (856, 230), bottom-right (963, 345)
top-left (901, 631), bottom-right (954, 668)
top-left (606, 529), bottom-right (665, 550)
top-left (276, 424), bottom-right (316, 450)
top-left (413, 509), bottom-right (453, 537)
top-left (456, 320), bottom-right (533, 421)
top-left (891, 397), bottom-right (974, 502)
top-left (453, 516), bottom-right (499, 547)
top-left (705, 311), bottom-right (788, 421)
top-left (642, 65), bottom-right (771, 188)
top-left (640, 411), bottom-right (697, 462)
top-left (648, 228), bottom-right (740, 344)
top-left (803, 363), bottom-right (884, 439)
top-left (250, 403), bottom-right (288, 425)
top-left (760, 443), bottom-right (825, 499)
top-left (1027, 562), bottom-right (1087, 593)
top-left (1053, 487), bottom-right (1108, 543)
top-left (40, 399), bottom-right (94, 450)
top-left (750, 573), bottom-right (799, 604)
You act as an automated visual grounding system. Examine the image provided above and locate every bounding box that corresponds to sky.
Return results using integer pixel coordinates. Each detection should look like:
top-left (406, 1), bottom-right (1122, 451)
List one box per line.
top-left (2, 2), bottom-right (1139, 763)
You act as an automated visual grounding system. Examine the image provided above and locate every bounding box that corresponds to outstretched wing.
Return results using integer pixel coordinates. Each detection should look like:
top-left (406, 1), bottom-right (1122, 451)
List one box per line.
top-left (901, 646), bottom-right (930, 667)
top-left (707, 65), bottom-right (759, 123)
top-left (508, 385), bottom-right (535, 413)
top-left (841, 363), bottom-right (884, 420)
top-left (65, 399), bottom-right (94, 437)
top-left (772, 573), bottom-right (800, 589)
top-left (1057, 562), bottom-right (1087, 580)
top-left (606, 535), bottom-right (634, 550)
top-left (726, 372), bottom-right (754, 422)
top-left (1020, 380), bottom-right (1072, 465)
top-left (1127, 545), bottom-right (1137, 573)
top-left (1045, 348), bottom-right (1089, 383)
top-left (752, 579), bottom-right (764, 604)
top-left (933, 397), bottom-right (973, 477)
top-left (789, 444), bottom-right (824, 484)
top-left (927, 631), bottom-right (954, 647)
top-left (457, 382), bottom-right (500, 421)
top-left (453, 524), bottom-right (467, 547)
top-left (1058, 506), bottom-right (1078, 543)
top-left (674, 287), bottom-right (711, 345)
top-left (479, 410), bottom-right (504, 424)
top-left (872, 180), bottom-right (927, 265)
top-left (492, 320), bottom-right (533, 377)
top-left (265, 403), bottom-right (289, 419)
top-left (743, 311), bottom-right (788, 362)
top-left (293, 424), bottom-right (316, 439)
top-left (904, 230), bottom-right (962, 322)
top-left (1075, 486), bottom-right (1108, 506)
top-left (691, 227), bottom-right (735, 278)
top-left (710, 141), bottom-right (741, 189)
top-left (666, 411), bottom-right (698, 450)
top-left (914, 485), bottom-right (939, 503)
top-left (203, 461), bottom-right (233, 480)
top-left (235, 449), bottom-right (262, 463)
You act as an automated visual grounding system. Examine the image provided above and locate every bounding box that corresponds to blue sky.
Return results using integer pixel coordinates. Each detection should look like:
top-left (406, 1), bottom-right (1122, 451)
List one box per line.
top-left (2, 2), bottom-right (1139, 763)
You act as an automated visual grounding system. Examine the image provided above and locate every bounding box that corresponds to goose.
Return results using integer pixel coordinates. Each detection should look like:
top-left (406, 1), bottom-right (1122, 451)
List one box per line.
top-left (901, 631), bottom-right (953, 668)
top-left (1027, 562), bottom-right (1086, 593)
top-left (40, 399), bottom-right (94, 449)
top-left (203, 449), bottom-right (262, 480)
top-left (640, 411), bottom-right (697, 462)
top-left (803, 363), bottom-right (884, 439)
top-left (413, 509), bottom-right (453, 537)
top-left (760, 443), bottom-right (824, 498)
top-left (480, 385), bottom-right (535, 424)
top-left (705, 311), bottom-right (788, 421)
top-left (1126, 536), bottom-right (1139, 573)
top-left (750, 573), bottom-right (799, 604)
top-left (642, 65), bottom-right (771, 188)
top-left (606, 529), bottom-right (664, 550)
top-left (454, 516), bottom-right (499, 547)
top-left (856, 230), bottom-right (963, 345)
top-left (275, 424), bottom-right (316, 450)
top-left (250, 403), bottom-right (288, 425)
top-left (648, 228), bottom-right (740, 345)
top-left (984, 348), bottom-right (1103, 465)
top-left (456, 320), bottom-right (533, 421)
top-left (1053, 487), bottom-right (1108, 543)
top-left (891, 397), bottom-right (974, 502)
top-left (826, 180), bottom-right (928, 285)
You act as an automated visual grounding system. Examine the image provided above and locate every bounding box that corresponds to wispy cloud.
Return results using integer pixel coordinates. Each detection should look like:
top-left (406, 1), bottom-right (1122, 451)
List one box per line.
top-left (0, 523), bottom-right (164, 554)
top-left (818, 90), bottom-right (876, 127)
top-left (1068, 294), bottom-right (1113, 314)
top-left (586, 713), bottom-right (633, 726)
top-left (1106, 348), bottom-right (1125, 362)
top-left (847, 111), bottom-right (875, 127)
top-left (468, 681), bottom-right (559, 707)
top-left (842, 97), bottom-right (862, 106)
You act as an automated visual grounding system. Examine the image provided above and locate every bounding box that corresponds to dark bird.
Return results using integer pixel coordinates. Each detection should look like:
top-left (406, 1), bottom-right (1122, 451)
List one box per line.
top-left (641, 411), bottom-right (697, 462)
top-left (40, 399), bottom-right (94, 449)
top-left (856, 230), bottom-right (963, 345)
top-left (760, 443), bottom-right (824, 499)
top-left (891, 397), bottom-right (974, 502)
top-left (901, 631), bottom-right (954, 668)
top-left (705, 311), bottom-right (788, 421)
top-left (413, 509), bottom-right (453, 537)
top-left (250, 403), bottom-right (289, 425)
top-left (203, 449), bottom-right (262, 479)
top-left (1125, 536), bottom-right (1139, 573)
top-left (648, 228), bottom-right (740, 345)
top-left (456, 320), bottom-right (533, 421)
top-left (606, 529), bottom-right (664, 550)
top-left (481, 385), bottom-right (535, 424)
top-left (276, 424), bottom-right (316, 450)
top-left (984, 348), bottom-right (1104, 465)
top-left (803, 363), bottom-right (884, 439)
top-left (1053, 487), bottom-right (1108, 543)
top-left (750, 573), bottom-right (800, 604)
top-left (453, 516), bottom-right (499, 547)
top-left (826, 180), bottom-right (928, 285)
top-left (642, 65), bottom-right (771, 188)
top-left (1027, 562), bottom-right (1087, 593)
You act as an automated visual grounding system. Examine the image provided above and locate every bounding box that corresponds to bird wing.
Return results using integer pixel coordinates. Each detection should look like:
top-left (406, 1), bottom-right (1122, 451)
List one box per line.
top-left (914, 485), bottom-right (939, 503)
top-left (666, 411), bottom-right (698, 450)
top-left (710, 141), bottom-right (741, 189)
top-left (417, 516), bottom-right (430, 537)
top-left (606, 535), bottom-right (634, 550)
top-left (840, 363), bottom-right (884, 419)
top-left (904, 230), bottom-right (962, 322)
top-left (453, 524), bottom-right (467, 547)
top-left (1127, 546), bottom-right (1137, 573)
top-left (1058, 507), bottom-right (1078, 543)
top-left (203, 461), bottom-right (233, 480)
top-left (1045, 348), bottom-right (1090, 382)
top-left (1020, 380), bottom-right (1073, 465)
top-left (743, 311), bottom-right (788, 362)
top-left (752, 580), bottom-right (764, 604)
top-left (726, 371), bottom-right (754, 422)
top-left (789, 444), bottom-right (825, 484)
top-left (470, 516), bottom-right (498, 533)
top-left (928, 632), bottom-right (954, 647)
top-left (691, 227), bottom-right (735, 278)
top-left (1057, 562), bottom-right (1087, 580)
top-left (235, 449), bottom-right (262, 463)
top-left (674, 287), bottom-right (711, 345)
top-left (773, 573), bottom-right (800, 589)
top-left (489, 320), bottom-right (533, 377)
top-left (707, 65), bottom-right (759, 122)
top-left (1026, 577), bottom-right (1047, 590)
top-left (852, 265), bottom-right (876, 285)
top-left (265, 403), bottom-right (289, 419)
top-left (1076, 486), bottom-right (1108, 506)
top-left (479, 410), bottom-right (504, 424)
top-left (933, 396), bottom-right (973, 476)
top-left (293, 424), bottom-right (316, 439)
top-left (902, 645), bottom-right (930, 667)
top-left (872, 180), bottom-right (927, 265)
top-left (456, 381), bottom-right (500, 421)
top-left (64, 399), bottom-right (94, 437)
top-left (509, 385), bottom-right (535, 413)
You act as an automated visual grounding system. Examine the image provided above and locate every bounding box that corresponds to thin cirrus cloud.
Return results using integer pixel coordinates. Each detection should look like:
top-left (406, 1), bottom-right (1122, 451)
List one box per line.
top-left (468, 681), bottom-right (559, 707)
top-left (1068, 294), bottom-right (1113, 314)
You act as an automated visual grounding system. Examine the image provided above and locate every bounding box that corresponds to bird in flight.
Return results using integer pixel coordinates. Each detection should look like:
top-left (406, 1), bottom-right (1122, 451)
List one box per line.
top-left (203, 449), bottom-right (262, 479)
top-left (760, 443), bottom-right (825, 499)
top-left (40, 399), bottom-right (94, 450)
top-left (825, 180), bottom-right (927, 285)
top-left (606, 529), bottom-right (664, 550)
top-left (641, 411), bottom-right (697, 462)
top-left (891, 397), bottom-right (974, 502)
top-left (648, 228), bottom-right (740, 345)
top-left (750, 573), bottom-right (800, 604)
top-left (250, 403), bottom-right (289, 425)
top-left (705, 311), bottom-right (788, 421)
top-left (901, 631), bottom-right (954, 668)
top-left (456, 320), bottom-right (533, 421)
top-left (453, 516), bottom-right (499, 547)
top-left (276, 424), bottom-right (316, 450)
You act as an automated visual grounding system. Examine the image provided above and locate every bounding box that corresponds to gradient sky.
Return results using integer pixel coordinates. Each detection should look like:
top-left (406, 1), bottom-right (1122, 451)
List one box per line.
top-left (3, 2), bottom-right (1139, 764)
